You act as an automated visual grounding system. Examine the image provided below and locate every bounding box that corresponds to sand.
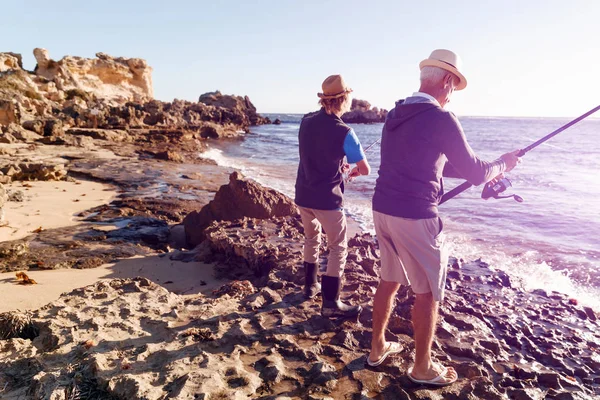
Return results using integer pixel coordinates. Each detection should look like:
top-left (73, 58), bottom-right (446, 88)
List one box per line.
top-left (0, 178), bottom-right (224, 314)
top-left (0, 180), bottom-right (116, 243)
top-left (0, 255), bottom-right (223, 314)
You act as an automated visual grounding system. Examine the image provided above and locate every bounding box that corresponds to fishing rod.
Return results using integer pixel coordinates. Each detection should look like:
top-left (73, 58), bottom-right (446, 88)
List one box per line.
top-left (363, 138), bottom-right (381, 153)
top-left (439, 104), bottom-right (600, 205)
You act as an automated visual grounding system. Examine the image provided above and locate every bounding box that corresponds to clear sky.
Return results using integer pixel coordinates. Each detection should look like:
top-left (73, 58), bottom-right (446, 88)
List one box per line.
top-left (3, 0), bottom-right (599, 117)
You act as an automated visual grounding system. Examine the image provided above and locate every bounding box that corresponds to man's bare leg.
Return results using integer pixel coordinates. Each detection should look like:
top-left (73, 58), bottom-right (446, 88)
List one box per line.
top-left (411, 292), bottom-right (457, 381)
top-left (369, 279), bottom-right (400, 361)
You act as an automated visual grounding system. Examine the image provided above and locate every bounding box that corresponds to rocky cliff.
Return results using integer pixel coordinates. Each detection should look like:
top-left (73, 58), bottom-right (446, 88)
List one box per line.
top-left (0, 49), bottom-right (270, 136)
top-left (32, 48), bottom-right (153, 104)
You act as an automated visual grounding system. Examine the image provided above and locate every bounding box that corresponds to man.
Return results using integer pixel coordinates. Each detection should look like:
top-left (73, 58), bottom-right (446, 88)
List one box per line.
top-left (367, 50), bottom-right (521, 386)
top-left (295, 74), bottom-right (371, 318)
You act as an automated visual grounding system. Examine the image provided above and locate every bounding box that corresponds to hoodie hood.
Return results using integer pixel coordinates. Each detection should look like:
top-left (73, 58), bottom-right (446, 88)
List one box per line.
top-left (384, 97), bottom-right (439, 132)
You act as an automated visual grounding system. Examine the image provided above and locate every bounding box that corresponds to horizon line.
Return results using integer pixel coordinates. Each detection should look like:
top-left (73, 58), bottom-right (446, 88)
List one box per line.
top-left (258, 112), bottom-right (600, 120)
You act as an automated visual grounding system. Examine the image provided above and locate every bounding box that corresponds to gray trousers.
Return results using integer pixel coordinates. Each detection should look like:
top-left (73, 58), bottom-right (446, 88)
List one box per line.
top-left (298, 206), bottom-right (347, 278)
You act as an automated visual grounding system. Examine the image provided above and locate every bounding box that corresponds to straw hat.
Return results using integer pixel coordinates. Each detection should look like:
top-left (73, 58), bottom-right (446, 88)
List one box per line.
top-left (419, 49), bottom-right (467, 90)
top-left (317, 74), bottom-right (353, 99)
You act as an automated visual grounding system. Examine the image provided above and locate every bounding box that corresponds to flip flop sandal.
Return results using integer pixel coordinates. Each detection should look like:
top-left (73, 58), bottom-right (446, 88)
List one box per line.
top-left (407, 365), bottom-right (457, 387)
top-left (366, 341), bottom-right (402, 367)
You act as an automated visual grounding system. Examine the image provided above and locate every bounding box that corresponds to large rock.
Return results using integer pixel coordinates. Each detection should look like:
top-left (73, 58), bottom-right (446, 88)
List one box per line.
top-left (341, 98), bottom-right (388, 124)
top-left (34, 48), bottom-right (153, 104)
top-left (199, 91), bottom-right (270, 127)
top-left (183, 171), bottom-right (297, 247)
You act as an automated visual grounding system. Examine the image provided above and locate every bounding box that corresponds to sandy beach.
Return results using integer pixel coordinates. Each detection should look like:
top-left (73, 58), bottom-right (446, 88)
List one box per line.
top-left (0, 180), bottom-right (116, 243)
top-left (1, 47), bottom-right (598, 399)
top-left (0, 174), bottom-right (225, 314)
top-left (0, 254), bottom-right (223, 314)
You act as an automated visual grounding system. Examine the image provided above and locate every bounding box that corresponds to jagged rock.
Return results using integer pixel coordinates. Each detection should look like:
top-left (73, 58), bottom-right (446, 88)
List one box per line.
top-left (34, 48), bottom-right (153, 104)
top-left (341, 98), bottom-right (388, 124)
top-left (0, 162), bottom-right (67, 181)
top-left (4, 122), bottom-right (42, 141)
top-left (183, 171), bottom-right (298, 247)
top-left (0, 53), bottom-right (22, 72)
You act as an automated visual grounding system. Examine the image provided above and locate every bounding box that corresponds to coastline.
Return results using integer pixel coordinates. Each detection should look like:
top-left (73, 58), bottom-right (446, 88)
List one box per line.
top-left (0, 49), bottom-right (597, 398)
top-left (0, 136), bottom-right (599, 398)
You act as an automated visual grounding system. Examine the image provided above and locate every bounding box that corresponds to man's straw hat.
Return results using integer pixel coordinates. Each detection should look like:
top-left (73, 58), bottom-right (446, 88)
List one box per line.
top-left (318, 74), bottom-right (353, 99)
top-left (419, 49), bottom-right (467, 90)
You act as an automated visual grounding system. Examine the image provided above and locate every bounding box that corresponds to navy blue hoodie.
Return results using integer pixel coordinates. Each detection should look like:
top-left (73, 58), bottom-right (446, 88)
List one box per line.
top-left (373, 97), bottom-right (505, 219)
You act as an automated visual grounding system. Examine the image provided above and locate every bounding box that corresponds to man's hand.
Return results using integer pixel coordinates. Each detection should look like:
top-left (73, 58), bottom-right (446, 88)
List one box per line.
top-left (500, 150), bottom-right (522, 173)
top-left (348, 166), bottom-right (361, 179)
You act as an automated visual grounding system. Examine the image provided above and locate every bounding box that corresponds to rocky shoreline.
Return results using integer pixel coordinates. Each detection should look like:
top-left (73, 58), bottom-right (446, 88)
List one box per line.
top-left (0, 49), bottom-right (598, 400)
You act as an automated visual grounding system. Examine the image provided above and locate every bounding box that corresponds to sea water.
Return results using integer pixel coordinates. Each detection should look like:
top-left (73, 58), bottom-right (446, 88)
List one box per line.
top-left (201, 114), bottom-right (600, 309)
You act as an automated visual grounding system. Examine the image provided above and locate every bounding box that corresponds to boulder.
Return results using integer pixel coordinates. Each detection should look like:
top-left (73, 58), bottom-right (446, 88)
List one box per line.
top-left (199, 91), bottom-right (270, 126)
top-left (341, 98), bottom-right (388, 124)
top-left (183, 171), bottom-right (297, 247)
top-left (22, 120), bottom-right (45, 135)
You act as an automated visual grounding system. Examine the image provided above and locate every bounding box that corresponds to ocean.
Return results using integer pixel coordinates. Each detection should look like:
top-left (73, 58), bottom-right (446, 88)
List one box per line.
top-left (201, 113), bottom-right (600, 309)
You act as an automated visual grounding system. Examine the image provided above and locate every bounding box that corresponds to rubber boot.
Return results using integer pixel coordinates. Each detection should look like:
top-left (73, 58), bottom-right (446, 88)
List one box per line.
top-left (304, 262), bottom-right (321, 299)
top-left (321, 275), bottom-right (362, 318)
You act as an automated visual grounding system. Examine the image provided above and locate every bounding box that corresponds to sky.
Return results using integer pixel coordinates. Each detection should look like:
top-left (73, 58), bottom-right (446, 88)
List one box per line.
top-left (3, 0), bottom-right (599, 117)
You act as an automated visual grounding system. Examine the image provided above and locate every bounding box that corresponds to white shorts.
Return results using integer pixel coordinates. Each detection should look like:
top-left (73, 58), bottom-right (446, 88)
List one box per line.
top-left (373, 211), bottom-right (449, 301)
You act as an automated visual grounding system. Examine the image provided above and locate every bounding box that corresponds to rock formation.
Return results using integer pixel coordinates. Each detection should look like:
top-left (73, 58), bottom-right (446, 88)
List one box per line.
top-left (183, 171), bottom-right (298, 247)
top-left (199, 91), bottom-right (271, 126)
top-left (342, 98), bottom-right (388, 124)
top-left (1, 218), bottom-right (598, 399)
top-left (0, 49), bottom-right (271, 135)
top-left (33, 48), bottom-right (153, 104)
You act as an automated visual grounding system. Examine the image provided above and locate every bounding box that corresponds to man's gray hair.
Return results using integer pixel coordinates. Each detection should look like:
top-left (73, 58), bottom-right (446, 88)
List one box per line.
top-left (420, 66), bottom-right (455, 86)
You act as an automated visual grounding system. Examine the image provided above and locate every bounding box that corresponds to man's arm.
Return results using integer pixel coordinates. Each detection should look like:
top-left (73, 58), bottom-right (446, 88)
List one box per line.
top-left (442, 161), bottom-right (462, 178)
top-left (344, 128), bottom-right (371, 177)
top-left (438, 114), bottom-right (506, 185)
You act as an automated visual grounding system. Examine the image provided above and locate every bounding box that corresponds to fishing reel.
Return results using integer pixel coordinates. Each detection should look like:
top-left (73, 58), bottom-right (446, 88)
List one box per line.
top-left (481, 177), bottom-right (523, 203)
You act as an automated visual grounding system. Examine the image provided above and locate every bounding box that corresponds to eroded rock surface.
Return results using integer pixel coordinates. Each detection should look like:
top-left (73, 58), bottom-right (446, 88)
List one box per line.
top-left (1, 219), bottom-right (599, 399)
top-left (33, 48), bottom-right (153, 104)
top-left (183, 171), bottom-right (298, 247)
top-left (1, 49), bottom-right (271, 134)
